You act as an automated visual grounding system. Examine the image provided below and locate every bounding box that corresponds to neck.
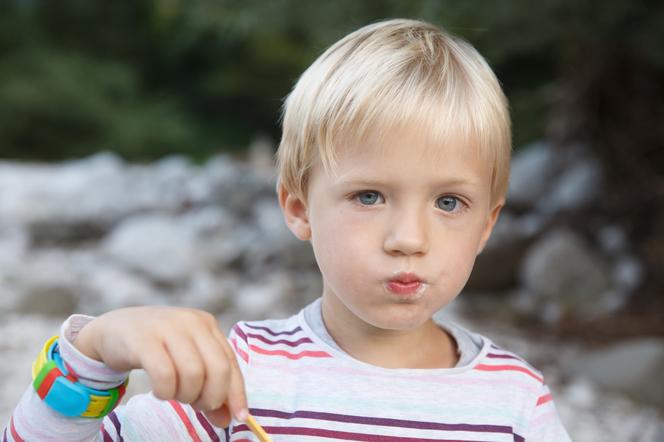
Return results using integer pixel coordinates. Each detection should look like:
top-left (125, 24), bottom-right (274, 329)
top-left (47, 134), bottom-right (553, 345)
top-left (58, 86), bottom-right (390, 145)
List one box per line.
top-left (320, 296), bottom-right (458, 369)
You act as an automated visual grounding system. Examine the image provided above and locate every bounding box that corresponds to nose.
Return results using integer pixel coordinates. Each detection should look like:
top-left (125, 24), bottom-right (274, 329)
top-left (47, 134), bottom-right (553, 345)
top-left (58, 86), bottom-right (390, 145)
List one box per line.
top-left (383, 205), bottom-right (429, 256)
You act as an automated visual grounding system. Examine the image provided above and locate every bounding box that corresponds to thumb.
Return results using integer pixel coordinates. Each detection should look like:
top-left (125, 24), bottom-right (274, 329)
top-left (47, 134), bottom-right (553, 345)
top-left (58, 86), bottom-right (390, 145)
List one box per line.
top-left (213, 327), bottom-right (250, 424)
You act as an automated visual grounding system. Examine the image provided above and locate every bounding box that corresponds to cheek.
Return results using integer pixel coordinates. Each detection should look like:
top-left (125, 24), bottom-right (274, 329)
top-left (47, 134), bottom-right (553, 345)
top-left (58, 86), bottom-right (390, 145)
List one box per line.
top-left (433, 221), bottom-right (484, 277)
top-left (311, 209), bottom-right (375, 277)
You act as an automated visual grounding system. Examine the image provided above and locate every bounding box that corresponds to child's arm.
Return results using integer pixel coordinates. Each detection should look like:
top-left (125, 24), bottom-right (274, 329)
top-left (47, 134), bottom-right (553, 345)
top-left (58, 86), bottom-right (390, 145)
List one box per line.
top-left (4, 306), bottom-right (248, 441)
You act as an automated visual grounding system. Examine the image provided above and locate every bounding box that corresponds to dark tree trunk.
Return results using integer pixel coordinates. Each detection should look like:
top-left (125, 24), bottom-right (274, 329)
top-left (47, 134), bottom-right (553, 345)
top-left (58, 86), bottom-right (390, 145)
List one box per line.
top-left (549, 40), bottom-right (664, 330)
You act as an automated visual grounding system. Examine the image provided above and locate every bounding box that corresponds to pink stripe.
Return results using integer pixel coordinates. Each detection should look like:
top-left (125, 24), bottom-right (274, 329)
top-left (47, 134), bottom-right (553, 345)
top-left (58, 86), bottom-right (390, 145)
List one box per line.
top-left (536, 393), bottom-right (552, 406)
top-left (232, 337), bottom-right (249, 363)
top-left (169, 400), bottom-right (202, 442)
top-left (475, 364), bottom-right (543, 383)
top-left (486, 351), bottom-right (538, 373)
top-left (249, 344), bottom-right (331, 360)
top-left (9, 416), bottom-right (23, 442)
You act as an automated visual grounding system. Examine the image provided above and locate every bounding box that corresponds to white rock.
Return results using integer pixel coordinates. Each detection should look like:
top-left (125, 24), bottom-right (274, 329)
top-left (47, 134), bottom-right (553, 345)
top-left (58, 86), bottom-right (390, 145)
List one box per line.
top-left (596, 224), bottom-right (628, 254)
top-left (519, 228), bottom-right (612, 319)
top-left (507, 141), bottom-right (561, 207)
top-left (3, 250), bottom-right (83, 316)
top-left (564, 338), bottom-right (664, 408)
top-left (0, 223), bottom-right (28, 268)
top-left (199, 225), bottom-right (257, 271)
top-left (103, 215), bottom-right (198, 284)
top-left (612, 254), bottom-right (644, 293)
top-left (537, 157), bottom-right (603, 213)
top-left (232, 273), bottom-right (293, 321)
top-left (172, 271), bottom-right (237, 313)
top-left (243, 199), bottom-right (315, 272)
top-left (80, 261), bottom-right (165, 314)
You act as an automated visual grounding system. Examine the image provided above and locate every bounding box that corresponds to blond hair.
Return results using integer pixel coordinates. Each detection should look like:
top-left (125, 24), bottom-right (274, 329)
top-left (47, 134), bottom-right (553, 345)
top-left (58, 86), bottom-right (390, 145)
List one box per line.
top-left (276, 18), bottom-right (511, 206)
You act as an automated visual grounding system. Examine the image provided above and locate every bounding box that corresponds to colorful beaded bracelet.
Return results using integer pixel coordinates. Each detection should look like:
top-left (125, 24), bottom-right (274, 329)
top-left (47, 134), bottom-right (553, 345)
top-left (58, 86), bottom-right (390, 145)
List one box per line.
top-left (32, 335), bottom-right (128, 418)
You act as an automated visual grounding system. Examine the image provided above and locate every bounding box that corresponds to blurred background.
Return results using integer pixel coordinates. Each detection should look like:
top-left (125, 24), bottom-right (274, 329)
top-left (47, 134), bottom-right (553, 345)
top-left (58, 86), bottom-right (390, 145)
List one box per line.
top-left (1, 0), bottom-right (662, 440)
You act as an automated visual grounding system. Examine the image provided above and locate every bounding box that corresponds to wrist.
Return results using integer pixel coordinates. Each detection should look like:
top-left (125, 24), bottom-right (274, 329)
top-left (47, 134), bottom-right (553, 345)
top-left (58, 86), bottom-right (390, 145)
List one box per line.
top-left (33, 336), bottom-right (128, 418)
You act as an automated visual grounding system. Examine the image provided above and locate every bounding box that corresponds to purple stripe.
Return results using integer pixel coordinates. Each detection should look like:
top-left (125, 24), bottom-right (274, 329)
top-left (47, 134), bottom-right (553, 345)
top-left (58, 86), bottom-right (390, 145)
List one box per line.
top-left (195, 412), bottom-right (219, 442)
top-left (224, 426), bottom-right (230, 440)
top-left (232, 324), bottom-right (248, 343)
top-left (107, 411), bottom-right (124, 442)
top-left (3, 427), bottom-right (7, 442)
top-left (244, 324), bottom-right (302, 336)
top-left (487, 353), bottom-right (520, 360)
top-left (233, 424), bottom-right (487, 442)
top-left (247, 333), bottom-right (313, 347)
top-left (101, 427), bottom-right (113, 442)
top-left (250, 408), bottom-right (515, 435)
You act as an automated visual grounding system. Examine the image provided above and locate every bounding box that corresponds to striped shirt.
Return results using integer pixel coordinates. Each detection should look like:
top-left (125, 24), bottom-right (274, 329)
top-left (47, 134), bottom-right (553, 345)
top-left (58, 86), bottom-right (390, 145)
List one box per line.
top-left (4, 301), bottom-right (571, 441)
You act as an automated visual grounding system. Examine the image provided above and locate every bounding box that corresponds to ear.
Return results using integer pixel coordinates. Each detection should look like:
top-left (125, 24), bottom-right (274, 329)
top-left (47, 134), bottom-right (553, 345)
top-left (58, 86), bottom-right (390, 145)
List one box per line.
top-left (476, 198), bottom-right (504, 255)
top-left (278, 183), bottom-right (312, 241)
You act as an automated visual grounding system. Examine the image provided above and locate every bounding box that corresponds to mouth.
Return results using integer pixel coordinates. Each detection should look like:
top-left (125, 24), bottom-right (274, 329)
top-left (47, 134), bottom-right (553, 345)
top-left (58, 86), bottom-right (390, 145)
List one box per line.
top-left (386, 272), bottom-right (426, 296)
top-left (389, 272), bottom-right (423, 284)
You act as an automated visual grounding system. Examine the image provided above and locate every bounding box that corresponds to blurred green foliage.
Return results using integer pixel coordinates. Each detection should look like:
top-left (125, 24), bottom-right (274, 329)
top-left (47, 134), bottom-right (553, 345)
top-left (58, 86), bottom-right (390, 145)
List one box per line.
top-left (0, 0), bottom-right (660, 161)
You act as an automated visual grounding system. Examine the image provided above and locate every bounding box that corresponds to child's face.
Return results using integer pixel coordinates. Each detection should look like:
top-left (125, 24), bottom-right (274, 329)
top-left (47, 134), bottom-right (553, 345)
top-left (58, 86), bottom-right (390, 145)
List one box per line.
top-left (280, 128), bottom-right (503, 334)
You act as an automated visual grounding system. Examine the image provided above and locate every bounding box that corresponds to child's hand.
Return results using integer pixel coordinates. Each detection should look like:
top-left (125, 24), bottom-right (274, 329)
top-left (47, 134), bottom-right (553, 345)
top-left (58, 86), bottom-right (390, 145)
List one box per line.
top-left (74, 306), bottom-right (247, 427)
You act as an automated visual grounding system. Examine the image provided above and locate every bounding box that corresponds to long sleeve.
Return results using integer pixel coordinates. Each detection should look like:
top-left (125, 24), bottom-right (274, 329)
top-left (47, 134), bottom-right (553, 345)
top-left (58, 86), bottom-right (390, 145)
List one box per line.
top-left (5, 388), bottom-right (229, 441)
top-left (4, 314), bottom-right (130, 441)
top-left (3, 316), bottom-right (243, 441)
top-left (522, 382), bottom-right (572, 441)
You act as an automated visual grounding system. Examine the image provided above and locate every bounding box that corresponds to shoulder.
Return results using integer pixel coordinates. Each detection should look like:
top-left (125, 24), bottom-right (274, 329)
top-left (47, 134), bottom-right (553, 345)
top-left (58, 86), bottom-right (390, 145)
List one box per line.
top-left (455, 331), bottom-right (565, 427)
top-left (476, 341), bottom-right (545, 385)
top-left (446, 322), bottom-right (547, 399)
top-left (463, 338), bottom-right (571, 440)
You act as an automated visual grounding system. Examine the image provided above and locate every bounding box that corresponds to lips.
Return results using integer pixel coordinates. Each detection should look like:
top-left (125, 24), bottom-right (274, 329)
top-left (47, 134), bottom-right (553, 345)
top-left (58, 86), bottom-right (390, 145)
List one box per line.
top-left (386, 272), bottom-right (425, 296)
top-left (389, 272), bottom-right (423, 284)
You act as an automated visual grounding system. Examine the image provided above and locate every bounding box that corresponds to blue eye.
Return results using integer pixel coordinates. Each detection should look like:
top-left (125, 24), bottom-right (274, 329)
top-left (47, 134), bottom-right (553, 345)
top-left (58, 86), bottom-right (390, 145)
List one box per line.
top-left (356, 191), bottom-right (382, 205)
top-left (436, 196), bottom-right (460, 212)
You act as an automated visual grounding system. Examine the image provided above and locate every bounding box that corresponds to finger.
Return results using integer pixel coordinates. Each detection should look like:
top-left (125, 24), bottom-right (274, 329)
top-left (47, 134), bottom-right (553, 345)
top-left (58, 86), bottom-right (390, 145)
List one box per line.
top-left (190, 331), bottom-right (232, 411)
top-left (203, 404), bottom-right (231, 428)
top-left (165, 335), bottom-right (206, 405)
top-left (139, 340), bottom-right (178, 401)
top-left (211, 327), bottom-right (248, 421)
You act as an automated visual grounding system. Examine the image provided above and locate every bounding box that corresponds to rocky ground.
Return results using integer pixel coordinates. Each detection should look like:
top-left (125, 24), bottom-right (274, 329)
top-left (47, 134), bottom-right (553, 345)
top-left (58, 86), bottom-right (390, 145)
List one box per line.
top-left (1, 142), bottom-right (662, 440)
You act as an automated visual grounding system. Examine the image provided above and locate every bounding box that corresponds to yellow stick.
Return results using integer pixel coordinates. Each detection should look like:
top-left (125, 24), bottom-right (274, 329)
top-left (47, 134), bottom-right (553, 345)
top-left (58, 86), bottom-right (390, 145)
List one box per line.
top-left (245, 414), bottom-right (273, 442)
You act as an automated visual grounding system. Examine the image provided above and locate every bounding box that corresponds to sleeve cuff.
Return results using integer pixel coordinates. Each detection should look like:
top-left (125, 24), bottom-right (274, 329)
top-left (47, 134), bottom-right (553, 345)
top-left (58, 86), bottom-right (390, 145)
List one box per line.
top-left (58, 314), bottom-right (130, 390)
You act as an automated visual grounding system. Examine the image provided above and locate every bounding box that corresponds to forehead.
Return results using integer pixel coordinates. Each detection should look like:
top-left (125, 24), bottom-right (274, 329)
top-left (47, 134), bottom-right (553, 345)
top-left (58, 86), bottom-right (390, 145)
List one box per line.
top-left (325, 127), bottom-right (491, 188)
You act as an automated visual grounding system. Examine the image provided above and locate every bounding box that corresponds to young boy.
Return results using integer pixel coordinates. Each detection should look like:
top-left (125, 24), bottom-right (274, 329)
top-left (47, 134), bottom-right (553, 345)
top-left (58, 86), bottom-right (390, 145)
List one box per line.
top-left (5, 19), bottom-right (571, 441)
